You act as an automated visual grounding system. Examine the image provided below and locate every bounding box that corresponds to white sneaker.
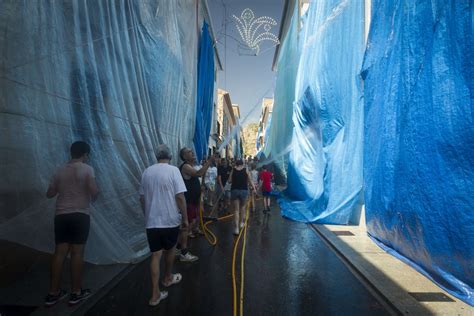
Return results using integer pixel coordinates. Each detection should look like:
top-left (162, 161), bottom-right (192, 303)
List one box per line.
top-left (233, 228), bottom-right (240, 235)
top-left (179, 252), bottom-right (198, 262)
top-left (240, 222), bottom-right (245, 229)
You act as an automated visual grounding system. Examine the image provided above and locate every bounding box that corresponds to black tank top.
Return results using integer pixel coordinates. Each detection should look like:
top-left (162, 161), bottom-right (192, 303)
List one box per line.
top-left (231, 168), bottom-right (248, 190)
top-left (180, 163), bottom-right (201, 205)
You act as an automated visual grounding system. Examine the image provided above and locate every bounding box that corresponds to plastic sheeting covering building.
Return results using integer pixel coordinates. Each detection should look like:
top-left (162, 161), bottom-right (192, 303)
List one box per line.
top-left (362, 0), bottom-right (474, 305)
top-left (193, 22), bottom-right (215, 162)
top-left (274, 0), bottom-right (365, 224)
top-left (0, 0), bottom-right (209, 264)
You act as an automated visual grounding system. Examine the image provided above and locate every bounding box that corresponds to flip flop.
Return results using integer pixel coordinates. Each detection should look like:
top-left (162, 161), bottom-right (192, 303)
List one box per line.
top-left (162, 273), bottom-right (182, 288)
top-left (149, 291), bottom-right (168, 306)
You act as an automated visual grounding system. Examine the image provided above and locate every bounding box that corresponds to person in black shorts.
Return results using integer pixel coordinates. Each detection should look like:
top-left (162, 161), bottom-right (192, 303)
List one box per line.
top-left (139, 144), bottom-right (189, 306)
top-left (45, 141), bottom-right (99, 306)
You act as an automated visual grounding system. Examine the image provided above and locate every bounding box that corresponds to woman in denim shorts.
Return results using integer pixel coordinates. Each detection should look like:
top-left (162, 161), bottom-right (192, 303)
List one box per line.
top-left (228, 159), bottom-right (257, 235)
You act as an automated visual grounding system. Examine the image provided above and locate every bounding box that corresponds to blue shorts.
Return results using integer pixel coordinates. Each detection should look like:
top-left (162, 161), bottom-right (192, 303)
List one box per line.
top-left (262, 190), bottom-right (272, 197)
top-left (231, 189), bottom-right (248, 201)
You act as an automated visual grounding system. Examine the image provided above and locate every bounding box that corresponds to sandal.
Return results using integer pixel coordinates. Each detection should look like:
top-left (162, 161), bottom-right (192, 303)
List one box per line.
top-left (149, 291), bottom-right (168, 306)
top-left (162, 273), bottom-right (182, 287)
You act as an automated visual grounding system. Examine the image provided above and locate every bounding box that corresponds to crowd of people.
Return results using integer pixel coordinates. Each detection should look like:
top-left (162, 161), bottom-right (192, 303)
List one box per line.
top-left (43, 142), bottom-right (274, 307)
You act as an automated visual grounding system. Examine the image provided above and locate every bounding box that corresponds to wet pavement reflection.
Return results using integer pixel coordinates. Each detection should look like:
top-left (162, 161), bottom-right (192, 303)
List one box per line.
top-left (86, 205), bottom-right (389, 315)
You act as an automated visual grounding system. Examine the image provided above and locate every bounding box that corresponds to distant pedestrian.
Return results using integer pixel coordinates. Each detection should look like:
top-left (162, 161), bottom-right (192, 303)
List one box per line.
top-left (260, 165), bottom-right (273, 213)
top-left (44, 141), bottom-right (99, 307)
top-left (249, 164), bottom-right (259, 212)
top-left (139, 144), bottom-right (188, 306)
top-left (177, 147), bottom-right (214, 262)
top-left (217, 158), bottom-right (232, 212)
top-left (228, 159), bottom-right (256, 235)
top-left (204, 162), bottom-right (218, 207)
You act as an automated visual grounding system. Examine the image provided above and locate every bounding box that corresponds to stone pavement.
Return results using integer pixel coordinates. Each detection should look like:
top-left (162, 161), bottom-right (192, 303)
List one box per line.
top-left (312, 209), bottom-right (473, 315)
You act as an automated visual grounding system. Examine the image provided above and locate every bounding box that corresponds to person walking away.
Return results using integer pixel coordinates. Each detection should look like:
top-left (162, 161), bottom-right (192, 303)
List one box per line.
top-left (260, 165), bottom-right (273, 213)
top-left (217, 158), bottom-right (232, 212)
top-left (249, 164), bottom-right (259, 213)
top-left (139, 144), bottom-right (188, 306)
top-left (44, 141), bottom-right (99, 306)
top-left (228, 159), bottom-right (256, 235)
top-left (177, 147), bottom-right (214, 262)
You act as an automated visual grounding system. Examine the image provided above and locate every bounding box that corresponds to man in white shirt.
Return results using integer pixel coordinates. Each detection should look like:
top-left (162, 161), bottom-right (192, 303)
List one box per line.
top-left (139, 144), bottom-right (189, 306)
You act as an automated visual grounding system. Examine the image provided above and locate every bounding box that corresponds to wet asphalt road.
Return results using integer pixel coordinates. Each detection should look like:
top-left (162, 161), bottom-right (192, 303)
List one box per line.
top-left (86, 204), bottom-right (389, 316)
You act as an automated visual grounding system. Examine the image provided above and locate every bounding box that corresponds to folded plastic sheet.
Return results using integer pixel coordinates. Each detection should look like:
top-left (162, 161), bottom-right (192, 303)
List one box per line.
top-left (193, 22), bottom-right (215, 161)
top-left (278, 0), bottom-right (364, 224)
top-left (0, 0), bottom-right (201, 264)
top-left (362, 0), bottom-right (474, 305)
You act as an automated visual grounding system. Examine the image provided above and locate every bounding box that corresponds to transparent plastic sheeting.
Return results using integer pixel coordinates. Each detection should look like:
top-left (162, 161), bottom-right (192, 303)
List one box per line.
top-left (193, 22), bottom-right (215, 161)
top-left (362, 1), bottom-right (474, 305)
top-left (0, 0), bottom-right (202, 264)
top-left (263, 0), bottom-right (299, 180)
top-left (276, 0), bottom-right (365, 224)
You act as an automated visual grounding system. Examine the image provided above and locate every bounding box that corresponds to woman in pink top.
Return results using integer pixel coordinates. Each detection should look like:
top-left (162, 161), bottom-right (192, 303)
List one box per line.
top-left (259, 165), bottom-right (273, 213)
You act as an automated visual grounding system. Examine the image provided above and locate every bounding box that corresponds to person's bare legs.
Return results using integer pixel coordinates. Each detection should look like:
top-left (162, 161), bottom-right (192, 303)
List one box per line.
top-left (162, 247), bottom-right (176, 285)
top-left (233, 199), bottom-right (240, 232)
top-left (240, 198), bottom-right (247, 227)
top-left (70, 244), bottom-right (85, 294)
top-left (149, 250), bottom-right (163, 303)
top-left (178, 226), bottom-right (188, 250)
top-left (49, 243), bottom-right (70, 294)
top-left (250, 191), bottom-right (255, 212)
top-left (264, 196), bottom-right (270, 210)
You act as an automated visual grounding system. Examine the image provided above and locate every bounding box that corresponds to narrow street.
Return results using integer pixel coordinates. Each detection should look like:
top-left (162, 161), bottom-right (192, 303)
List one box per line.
top-left (1, 1), bottom-right (472, 314)
top-left (86, 203), bottom-right (389, 315)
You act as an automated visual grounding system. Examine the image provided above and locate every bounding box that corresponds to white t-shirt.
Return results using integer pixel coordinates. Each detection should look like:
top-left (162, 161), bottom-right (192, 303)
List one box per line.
top-left (251, 170), bottom-right (259, 185)
top-left (204, 166), bottom-right (218, 186)
top-left (139, 163), bottom-right (187, 229)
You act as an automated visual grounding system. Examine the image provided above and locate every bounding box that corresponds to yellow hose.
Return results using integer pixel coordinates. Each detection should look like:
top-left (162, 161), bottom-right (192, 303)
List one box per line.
top-left (232, 203), bottom-right (250, 316)
top-left (199, 202), bottom-right (233, 246)
top-left (239, 204), bottom-right (250, 316)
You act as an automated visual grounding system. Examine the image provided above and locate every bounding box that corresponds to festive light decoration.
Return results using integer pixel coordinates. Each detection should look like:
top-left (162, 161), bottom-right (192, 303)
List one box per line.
top-left (232, 8), bottom-right (279, 55)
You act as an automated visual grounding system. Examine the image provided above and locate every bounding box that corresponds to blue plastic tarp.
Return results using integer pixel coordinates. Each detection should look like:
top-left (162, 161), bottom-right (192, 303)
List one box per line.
top-left (194, 22), bottom-right (215, 161)
top-left (278, 0), bottom-right (365, 224)
top-left (362, 0), bottom-right (474, 305)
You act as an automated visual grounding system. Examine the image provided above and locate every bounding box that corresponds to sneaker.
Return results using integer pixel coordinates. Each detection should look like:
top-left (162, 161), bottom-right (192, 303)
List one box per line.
top-left (233, 228), bottom-right (240, 235)
top-left (239, 222), bottom-right (245, 229)
top-left (179, 252), bottom-right (198, 262)
top-left (195, 228), bottom-right (204, 235)
top-left (68, 289), bottom-right (92, 306)
top-left (44, 289), bottom-right (68, 307)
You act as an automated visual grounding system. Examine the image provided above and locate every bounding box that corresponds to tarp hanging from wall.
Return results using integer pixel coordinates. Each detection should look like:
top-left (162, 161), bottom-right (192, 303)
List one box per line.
top-left (362, 0), bottom-right (474, 305)
top-left (193, 21), bottom-right (215, 161)
top-left (278, 0), bottom-right (365, 224)
top-left (0, 0), bottom-right (202, 264)
top-left (263, 1), bottom-right (299, 179)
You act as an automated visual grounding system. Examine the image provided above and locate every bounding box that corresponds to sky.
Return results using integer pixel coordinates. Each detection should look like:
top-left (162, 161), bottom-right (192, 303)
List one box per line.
top-left (208, 0), bottom-right (284, 125)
